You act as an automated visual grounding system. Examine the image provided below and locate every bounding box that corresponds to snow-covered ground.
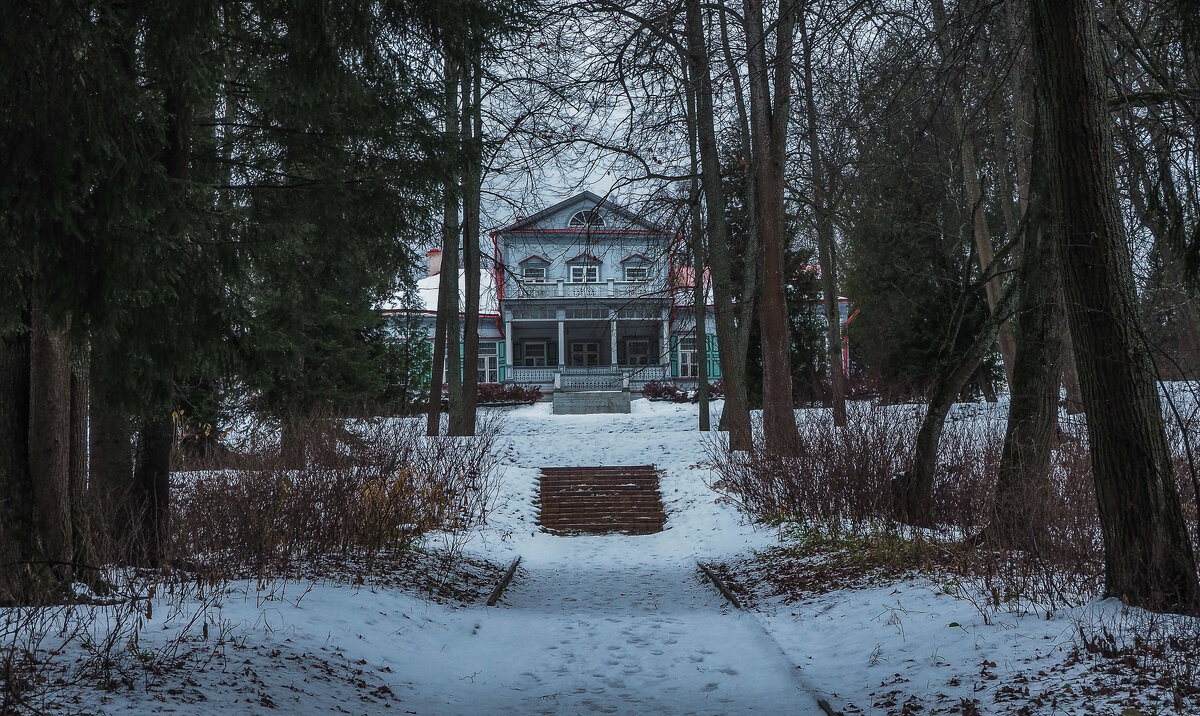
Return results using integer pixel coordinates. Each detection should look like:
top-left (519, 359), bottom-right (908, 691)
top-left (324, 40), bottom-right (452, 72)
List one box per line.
top-left (24, 399), bottom-right (1199, 714)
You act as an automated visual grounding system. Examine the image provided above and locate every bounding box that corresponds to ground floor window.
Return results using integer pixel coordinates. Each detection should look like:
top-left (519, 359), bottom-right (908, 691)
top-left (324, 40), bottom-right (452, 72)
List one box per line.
top-left (625, 339), bottom-right (650, 365)
top-left (478, 342), bottom-right (498, 383)
top-left (570, 341), bottom-right (601, 366)
top-left (678, 336), bottom-right (699, 378)
top-left (523, 342), bottom-right (547, 366)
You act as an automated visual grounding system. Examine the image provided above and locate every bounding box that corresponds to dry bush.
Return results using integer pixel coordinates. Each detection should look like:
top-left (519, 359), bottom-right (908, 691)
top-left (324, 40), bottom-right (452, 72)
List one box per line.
top-left (706, 401), bottom-right (1115, 611)
top-left (171, 412), bottom-right (503, 579)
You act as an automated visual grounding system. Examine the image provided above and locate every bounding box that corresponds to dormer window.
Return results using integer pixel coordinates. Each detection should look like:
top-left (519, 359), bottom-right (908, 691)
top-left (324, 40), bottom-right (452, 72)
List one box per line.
top-left (624, 266), bottom-right (649, 282)
top-left (570, 265), bottom-right (599, 283)
top-left (568, 209), bottom-right (605, 228)
top-left (523, 266), bottom-right (547, 283)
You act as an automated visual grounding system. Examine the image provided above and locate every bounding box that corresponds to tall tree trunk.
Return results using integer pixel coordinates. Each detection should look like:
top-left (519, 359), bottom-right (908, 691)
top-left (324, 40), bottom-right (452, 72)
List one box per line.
top-left (428, 52), bottom-right (461, 437)
top-left (28, 291), bottom-right (73, 579)
top-left (687, 0), bottom-right (749, 447)
top-left (799, 4), bottom-right (846, 426)
top-left (1031, 0), bottom-right (1200, 612)
top-left (717, 3), bottom-right (762, 419)
top-left (987, 116), bottom-right (1062, 549)
top-left (442, 53), bottom-right (463, 428)
top-left (930, 0), bottom-right (1018, 388)
top-left (895, 280), bottom-right (1017, 526)
top-left (89, 359), bottom-right (135, 541)
top-left (452, 50), bottom-right (482, 437)
top-left (69, 349), bottom-right (95, 583)
top-left (684, 67), bottom-right (710, 432)
top-left (133, 415), bottom-right (173, 567)
top-left (744, 0), bottom-right (801, 454)
top-left (0, 329), bottom-right (43, 601)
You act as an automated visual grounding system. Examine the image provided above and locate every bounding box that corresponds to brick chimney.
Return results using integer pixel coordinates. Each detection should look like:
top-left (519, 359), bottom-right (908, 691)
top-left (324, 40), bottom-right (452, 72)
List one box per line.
top-left (426, 248), bottom-right (442, 277)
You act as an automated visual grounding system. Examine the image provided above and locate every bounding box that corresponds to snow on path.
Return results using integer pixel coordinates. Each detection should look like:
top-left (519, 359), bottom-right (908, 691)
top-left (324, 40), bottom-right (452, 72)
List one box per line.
top-left (424, 399), bottom-right (825, 714)
top-left (68, 399), bottom-right (829, 714)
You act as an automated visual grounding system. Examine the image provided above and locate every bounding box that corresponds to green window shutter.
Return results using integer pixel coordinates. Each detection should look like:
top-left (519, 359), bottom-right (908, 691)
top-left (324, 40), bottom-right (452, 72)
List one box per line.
top-left (616, 339), bottom-right (626, 365)
top-left (549, 342), bottom-right (558, 365)
top-left (497, 341), bottom-right (506, 382)
top-left (706, 334), bottom-right (721, 378)
top-left (514, 342), bottom-right (525, 365)
top-left (670, 334), bottom-right (679, 379)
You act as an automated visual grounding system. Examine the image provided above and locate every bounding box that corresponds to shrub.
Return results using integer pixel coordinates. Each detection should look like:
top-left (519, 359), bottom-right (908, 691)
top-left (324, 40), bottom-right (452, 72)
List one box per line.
top-left (642, 381), bottom-right (723, 402)
top-left (476, 383), bottom-right (542, 405)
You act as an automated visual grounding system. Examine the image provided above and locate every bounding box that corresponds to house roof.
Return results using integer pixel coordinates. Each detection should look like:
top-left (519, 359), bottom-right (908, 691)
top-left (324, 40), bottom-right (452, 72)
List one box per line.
top-left (496, 191), bottom-right (668, 234)
top-left (517, 254), bottom-right (551, 265)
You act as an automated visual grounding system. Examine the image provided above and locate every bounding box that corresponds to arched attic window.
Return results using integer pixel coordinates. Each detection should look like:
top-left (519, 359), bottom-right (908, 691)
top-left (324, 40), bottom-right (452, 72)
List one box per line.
top-left (568, 209), bottom-right (605, 228)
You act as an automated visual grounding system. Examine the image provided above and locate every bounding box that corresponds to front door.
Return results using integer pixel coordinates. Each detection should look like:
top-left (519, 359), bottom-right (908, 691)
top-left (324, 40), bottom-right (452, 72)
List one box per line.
top-left (570, 341), bottom-right (600, 366)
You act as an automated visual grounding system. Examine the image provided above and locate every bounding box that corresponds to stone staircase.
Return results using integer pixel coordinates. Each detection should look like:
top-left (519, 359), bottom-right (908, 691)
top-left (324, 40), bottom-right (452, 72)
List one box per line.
top-left (536, 465), bottom-right (666, 535)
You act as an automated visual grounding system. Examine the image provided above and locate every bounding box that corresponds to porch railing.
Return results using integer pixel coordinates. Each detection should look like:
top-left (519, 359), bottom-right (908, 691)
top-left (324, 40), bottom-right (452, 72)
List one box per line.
top-left (511, 278), bottom-right (662, 299)
top-left (505, 363), bottom-right (670, 389)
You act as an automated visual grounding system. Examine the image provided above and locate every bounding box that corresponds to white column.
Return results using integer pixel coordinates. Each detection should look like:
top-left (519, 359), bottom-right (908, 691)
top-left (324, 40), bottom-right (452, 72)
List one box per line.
top-left (610, 311), bottom-right (618, 367)
top-left (661, 314), bottom-right (671, 379)
top-left (504, 321), bottom-right (513, 381)
top-left (557, 319), bottom-right (565, 367)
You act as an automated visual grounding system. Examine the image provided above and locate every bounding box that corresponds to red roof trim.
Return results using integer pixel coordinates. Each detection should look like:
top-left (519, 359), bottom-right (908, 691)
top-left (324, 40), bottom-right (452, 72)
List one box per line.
top-left (620, 253), bottom-right (652, 263)
top-left (517, 254), bottom-right (551, 264)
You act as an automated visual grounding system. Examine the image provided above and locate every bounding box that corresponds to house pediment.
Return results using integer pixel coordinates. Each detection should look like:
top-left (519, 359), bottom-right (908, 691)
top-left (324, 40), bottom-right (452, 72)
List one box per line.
top-left (497, 191), bottom-right (666, 234)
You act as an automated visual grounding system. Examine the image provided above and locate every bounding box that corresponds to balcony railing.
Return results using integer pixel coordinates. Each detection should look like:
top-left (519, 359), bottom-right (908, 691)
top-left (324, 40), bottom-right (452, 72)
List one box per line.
top-left (506, 363), bottom-right (670, 389)
top-left (512, 278), bottom-right (663, 300)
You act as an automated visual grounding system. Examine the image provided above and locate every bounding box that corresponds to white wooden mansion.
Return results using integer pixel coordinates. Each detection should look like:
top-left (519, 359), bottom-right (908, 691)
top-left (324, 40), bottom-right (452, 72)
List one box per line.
top-left (387, 191), bottom-right (721, 396)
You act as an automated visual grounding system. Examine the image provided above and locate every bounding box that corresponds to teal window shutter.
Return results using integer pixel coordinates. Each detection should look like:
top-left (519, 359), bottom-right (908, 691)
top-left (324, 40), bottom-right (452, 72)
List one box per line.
top-left (616, 338), bottom-right (626, 365)
top-left (549, 342), bottom-right (558, 365)
top-left (706, 334), bottom-right (721, 378)
top-left (497, 341), bottom-right (506, 381)
top-left (514, 342), bottom-right (525, 365)
top-left (670, 334), bottom-right (679, 379)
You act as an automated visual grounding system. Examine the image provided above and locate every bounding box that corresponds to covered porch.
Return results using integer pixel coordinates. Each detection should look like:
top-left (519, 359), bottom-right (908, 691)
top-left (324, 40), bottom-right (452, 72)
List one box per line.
top-left (500, 309), bottom-right (672, 391)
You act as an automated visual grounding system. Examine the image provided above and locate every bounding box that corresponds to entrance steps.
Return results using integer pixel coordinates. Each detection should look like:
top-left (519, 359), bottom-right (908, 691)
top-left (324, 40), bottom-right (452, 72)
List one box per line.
top-left (536, 465), bottom-right (666, 535)
top-left (552, 390), bottom-right (631, 414)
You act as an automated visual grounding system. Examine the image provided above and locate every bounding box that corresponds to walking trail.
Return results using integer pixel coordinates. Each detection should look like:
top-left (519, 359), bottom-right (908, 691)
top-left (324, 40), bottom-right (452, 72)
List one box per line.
top-left (415, 400), bottom-right (826, 714)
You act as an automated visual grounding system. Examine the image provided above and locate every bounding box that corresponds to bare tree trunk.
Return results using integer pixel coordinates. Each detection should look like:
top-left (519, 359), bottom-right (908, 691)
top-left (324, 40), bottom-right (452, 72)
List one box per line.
top-left (987, 116), bottom-right (1062, 549)
top-left (895, 281), bottom-right (1017, 526)
top-left (1031, 0), bottom-right (1199, 612)
top-left (442, 53), bottom-right (463, 430)
top-left (684, 67), bottom-right (710, 432)
top-left (744, 0), bottom-right (801, 454)
top-left (69, 348), bottom-right (95, 582)
top-left (452, 51), bottom-right (482, 437)
top-left (0, 329), bottom-right (42, 600)
top-left (799, 3), bottom-right (846, 426)
top-left (133, 415), bottom-right (173, 567)
top-left (687, 0), bottom-right (749, 448)
top-left (429, 52), bottom-right (461, 437)
top-left (931, 0), bottom-right (1018, 388)
top-left (28, 291), bottom-right (73, 578)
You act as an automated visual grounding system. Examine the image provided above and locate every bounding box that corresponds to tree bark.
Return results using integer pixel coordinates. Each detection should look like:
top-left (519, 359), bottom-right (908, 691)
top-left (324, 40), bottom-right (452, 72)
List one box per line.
top-left (687, 0), bottom-right (750, 448)
top-left (987, 116), bottom-right (1062, 550)
top-left (744, 0), bottom-right (801, 454)
top-left (929, 0), bottom-right (1018, 389)
top-left (133, 415), bottom-right (173, 567)
top-left (1030, 0), bottom-right (1200, 612)
top-left (0, 329), bottom-right (42, 601)
top-left (451, 50), bottom-right (482, 437)
top-left (895, 280), bottom-right (1018, 526)
top-left (799, 3), bottom-right (846, 426)
top-left (683, 66), bottom-right (710, 432)
top-left (28, 291), bottom-right (73, 579)
top-left (442, 53), bottom-right (463, 431)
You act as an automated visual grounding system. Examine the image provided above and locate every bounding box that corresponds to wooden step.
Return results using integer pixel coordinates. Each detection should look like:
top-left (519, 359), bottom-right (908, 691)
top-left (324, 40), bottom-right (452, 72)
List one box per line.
top-left (537, 465), bottom-right (666, 536)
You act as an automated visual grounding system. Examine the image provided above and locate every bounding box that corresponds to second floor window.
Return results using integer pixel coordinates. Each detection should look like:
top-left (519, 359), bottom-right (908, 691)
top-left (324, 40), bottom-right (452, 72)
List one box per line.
top-left (624, 266), bottom-right (649, 282)
top-left (570, 265), bottom-right (599, 283)
top-left (523, 266), bottom-right (546, 282)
